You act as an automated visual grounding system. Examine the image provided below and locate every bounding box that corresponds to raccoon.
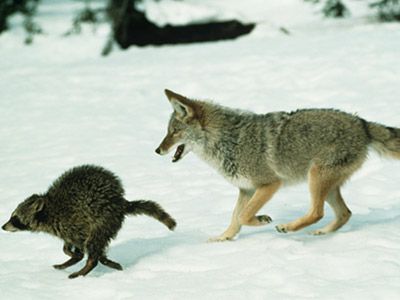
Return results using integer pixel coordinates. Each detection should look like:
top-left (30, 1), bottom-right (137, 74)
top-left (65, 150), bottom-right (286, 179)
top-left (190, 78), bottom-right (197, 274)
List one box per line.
top-left (2, 165), bottom-right (176, 279)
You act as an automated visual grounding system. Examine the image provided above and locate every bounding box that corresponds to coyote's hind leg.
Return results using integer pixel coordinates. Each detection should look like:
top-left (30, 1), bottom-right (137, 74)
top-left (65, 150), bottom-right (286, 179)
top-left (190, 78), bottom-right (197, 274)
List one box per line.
top-left (276, 165), bottom-right (334, 233)
top-left (311, 187), bottom-right (352, 235)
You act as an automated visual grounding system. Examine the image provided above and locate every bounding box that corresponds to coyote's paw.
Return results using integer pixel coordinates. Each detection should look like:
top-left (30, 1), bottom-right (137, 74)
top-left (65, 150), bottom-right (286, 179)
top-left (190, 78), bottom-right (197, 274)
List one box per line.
top-left (275, 224), bottom-right (289, 233)
top-left (310, 229), bottom-right (327, 236)
top-left (207, 235), bottom-right (234, 243)
top-left (256, 215), bottom-right (272, 224)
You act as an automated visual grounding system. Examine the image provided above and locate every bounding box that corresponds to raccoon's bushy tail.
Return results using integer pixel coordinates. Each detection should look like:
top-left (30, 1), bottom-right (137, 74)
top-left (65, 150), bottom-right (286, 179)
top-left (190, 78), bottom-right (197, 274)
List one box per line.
top-left (124, 200), bottom-right (176, 230)
top-left (367, 121), bottom-right (400, 159)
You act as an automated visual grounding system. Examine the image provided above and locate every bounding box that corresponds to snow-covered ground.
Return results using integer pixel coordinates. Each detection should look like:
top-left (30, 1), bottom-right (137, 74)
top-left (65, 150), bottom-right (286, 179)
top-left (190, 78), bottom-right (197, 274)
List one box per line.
top-left (1, 0), bottom-right (400, 299)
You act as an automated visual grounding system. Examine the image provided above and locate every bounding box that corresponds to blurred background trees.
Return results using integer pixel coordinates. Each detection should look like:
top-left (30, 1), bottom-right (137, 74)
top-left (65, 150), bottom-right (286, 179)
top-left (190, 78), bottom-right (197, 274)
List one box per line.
top-left (370, 0), bottom-right (400, 21)
top-left (0, 0), bottom-right (41, 43)
top-left (0, 0), bottom-right (255, 54)
top-left (306, 0), bottom-right (400, 19)
top-left (1, 0), bottom-right (399, 53)
top-left (106, 0), bottom-right (254, 52)
top-left (321, 0), bottom-right (350, 18)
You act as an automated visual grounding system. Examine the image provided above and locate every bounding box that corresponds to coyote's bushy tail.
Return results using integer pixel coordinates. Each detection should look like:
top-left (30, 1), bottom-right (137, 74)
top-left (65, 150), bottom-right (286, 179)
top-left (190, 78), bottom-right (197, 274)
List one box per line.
top-left (124, 200), bottom-right (177, 230)
top-left (367, 122), bottom-right (400, 159)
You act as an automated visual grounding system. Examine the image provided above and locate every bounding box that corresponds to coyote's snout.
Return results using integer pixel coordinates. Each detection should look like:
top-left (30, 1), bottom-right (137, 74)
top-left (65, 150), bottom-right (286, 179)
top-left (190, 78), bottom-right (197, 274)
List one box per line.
top-left (155, 126), bottom-right (186, 163)
top-left (157, 89), bottom-right (400, 241)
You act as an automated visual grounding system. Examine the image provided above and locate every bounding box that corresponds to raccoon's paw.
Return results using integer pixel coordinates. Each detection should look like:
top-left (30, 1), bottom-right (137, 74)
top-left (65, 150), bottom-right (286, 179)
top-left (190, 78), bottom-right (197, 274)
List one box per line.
top-left (68, 272), bottom-right (81, 279)
top-left (99, 256), bottom-right (123, 271)
top-left (256, 215), bottom-right (272, 224)
top-left (207, 235), bottom-right (234, 243)
top-left (275, 224), bottom-right (289, 233)
top-left (53, 264), bottom-right (68, 270)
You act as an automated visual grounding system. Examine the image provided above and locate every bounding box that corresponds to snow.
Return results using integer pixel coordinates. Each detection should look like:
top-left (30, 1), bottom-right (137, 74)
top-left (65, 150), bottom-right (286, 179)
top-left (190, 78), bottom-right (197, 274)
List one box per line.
top-left (1, 0), bottom-right (400, 299)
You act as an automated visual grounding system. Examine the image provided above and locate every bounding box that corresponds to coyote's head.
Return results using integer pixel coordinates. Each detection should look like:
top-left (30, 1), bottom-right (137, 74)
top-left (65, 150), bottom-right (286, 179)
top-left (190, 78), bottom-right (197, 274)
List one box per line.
top-left (155, 89), bottom-right (205, 162)
top-left (2, 194), bottom-right (47, 233)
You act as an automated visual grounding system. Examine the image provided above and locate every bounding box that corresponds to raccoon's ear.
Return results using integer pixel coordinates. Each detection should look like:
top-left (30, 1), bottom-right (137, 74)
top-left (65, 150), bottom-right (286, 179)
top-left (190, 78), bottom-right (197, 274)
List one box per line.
top-left (165, 89), bottom-right (195, 122)
top-left (30, 195), bottom-right (45, 213)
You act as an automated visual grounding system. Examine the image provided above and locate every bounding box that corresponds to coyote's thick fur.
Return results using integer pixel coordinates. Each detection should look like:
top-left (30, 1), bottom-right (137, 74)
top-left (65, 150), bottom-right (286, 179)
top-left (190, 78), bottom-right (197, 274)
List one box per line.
top-left (156, 89), bottom-right (400, 241)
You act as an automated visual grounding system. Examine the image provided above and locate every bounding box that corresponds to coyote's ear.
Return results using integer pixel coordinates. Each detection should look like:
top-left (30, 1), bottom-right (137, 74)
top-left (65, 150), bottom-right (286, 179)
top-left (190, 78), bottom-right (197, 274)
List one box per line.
top-left (165, 89), bottom-right (195, 122)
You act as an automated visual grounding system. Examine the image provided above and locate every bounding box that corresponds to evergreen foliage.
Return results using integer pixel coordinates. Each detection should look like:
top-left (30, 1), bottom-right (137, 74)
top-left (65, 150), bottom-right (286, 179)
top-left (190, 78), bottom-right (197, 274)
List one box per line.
top-left (370, 0), bottom-right (400, 21)
top-left (322, 0), bottom-right (350, 18)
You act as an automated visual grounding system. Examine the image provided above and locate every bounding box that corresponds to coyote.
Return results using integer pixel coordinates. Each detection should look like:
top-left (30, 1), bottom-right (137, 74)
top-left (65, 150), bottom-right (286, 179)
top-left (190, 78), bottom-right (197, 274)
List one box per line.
top-left (156, 89), bottom-right (400, 241)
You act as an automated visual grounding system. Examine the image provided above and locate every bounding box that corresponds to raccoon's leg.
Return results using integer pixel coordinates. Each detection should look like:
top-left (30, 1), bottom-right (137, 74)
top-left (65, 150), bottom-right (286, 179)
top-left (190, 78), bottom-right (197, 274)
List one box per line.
top-left (53, 244), bottom-right (84, 270)
top-left (238, 181), bottom-right (281, 226)
top-left (311, 187), bottom-right (352, 235)
top-left (68, 256), bottom-right (98, 279)
top-left (68, 233), bottom-right (108, 278)
top-left (99, 256), bottom-right (123, 270)
top-left (208, 189), bottom-right (252, 242)
top-left (276, 165), bottom-right (334, 233)
top-left (63, 243), bottom-right (75, 257)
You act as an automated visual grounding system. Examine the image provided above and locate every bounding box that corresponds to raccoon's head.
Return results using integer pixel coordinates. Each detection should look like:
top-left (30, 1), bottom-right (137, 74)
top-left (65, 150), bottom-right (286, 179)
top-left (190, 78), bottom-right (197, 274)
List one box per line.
top-left (2, 194), bottom-right (47, 233)
top-left (155, 89), bottom-right (205, 163)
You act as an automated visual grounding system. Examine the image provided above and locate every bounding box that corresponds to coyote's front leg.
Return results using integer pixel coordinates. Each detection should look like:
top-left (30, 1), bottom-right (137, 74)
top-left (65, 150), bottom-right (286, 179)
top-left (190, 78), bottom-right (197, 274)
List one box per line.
top-left (208, 189), bottom-right (252, 242)
top-left (209, 181), bottom-right (281, 242)
top-left (238, 181), bottom-right (281, 227)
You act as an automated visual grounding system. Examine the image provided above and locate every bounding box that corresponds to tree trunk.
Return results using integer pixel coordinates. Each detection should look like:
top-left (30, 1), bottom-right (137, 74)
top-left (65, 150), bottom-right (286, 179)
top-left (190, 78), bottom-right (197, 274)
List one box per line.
top-left (108, 0), bottom-right (255, 49)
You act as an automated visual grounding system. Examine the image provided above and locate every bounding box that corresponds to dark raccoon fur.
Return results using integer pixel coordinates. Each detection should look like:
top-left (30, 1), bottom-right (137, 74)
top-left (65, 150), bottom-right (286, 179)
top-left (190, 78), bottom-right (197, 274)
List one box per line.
top-left (2, 165), bottom-right (176, 279)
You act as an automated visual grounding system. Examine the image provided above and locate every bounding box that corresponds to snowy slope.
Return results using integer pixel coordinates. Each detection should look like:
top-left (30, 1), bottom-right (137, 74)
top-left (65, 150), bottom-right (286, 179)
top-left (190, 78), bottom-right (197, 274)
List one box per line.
top-left (0, 0), bottom-right (400, 299)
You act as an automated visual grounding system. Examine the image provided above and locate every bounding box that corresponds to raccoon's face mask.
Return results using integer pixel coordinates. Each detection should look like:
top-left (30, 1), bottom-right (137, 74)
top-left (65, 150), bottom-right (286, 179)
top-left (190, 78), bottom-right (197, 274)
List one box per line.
top-left (2, 215), bottom-right (30, 232)
top-left (2, 194), bottom-right (46, 232)
top-left (155, 89), bottom-right (203, 163)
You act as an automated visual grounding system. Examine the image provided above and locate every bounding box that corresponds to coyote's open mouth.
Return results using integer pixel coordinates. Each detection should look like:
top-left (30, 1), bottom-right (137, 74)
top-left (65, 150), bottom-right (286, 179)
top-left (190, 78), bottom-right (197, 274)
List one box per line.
top-left (172, 144), bottom-right (185, 163)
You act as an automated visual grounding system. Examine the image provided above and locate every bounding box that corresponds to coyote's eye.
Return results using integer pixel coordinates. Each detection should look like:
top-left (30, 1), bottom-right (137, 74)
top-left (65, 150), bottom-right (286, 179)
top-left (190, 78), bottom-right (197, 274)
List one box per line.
top-left (171, 128), bottom-right (178, 135)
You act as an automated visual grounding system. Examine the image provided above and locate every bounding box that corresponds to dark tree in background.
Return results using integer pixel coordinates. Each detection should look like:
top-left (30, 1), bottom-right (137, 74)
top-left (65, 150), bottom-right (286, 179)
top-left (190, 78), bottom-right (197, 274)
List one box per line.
top-left (106, 0), bottom-right (254, 49)
top-left (322, 0), bottom-right (350, 17)
top-left (64, 0), bottom-right (102, 36)
top-left (0, 0), bottom-right (41, 43)
top-left (304, 0), bottom-right (349, 18)
top-left (1, 0), bottom-right (254, 54)
top-left (306, 0), bottom-right (400, 20)
top-left (0, 1), bottom-right (6, 33)
top-left (370, 0), bottom-right (400, 21)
